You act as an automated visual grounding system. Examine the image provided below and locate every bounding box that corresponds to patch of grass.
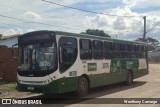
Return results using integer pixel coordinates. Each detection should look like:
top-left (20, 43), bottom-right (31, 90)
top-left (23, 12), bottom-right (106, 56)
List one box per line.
top-left (0, 82), bottom-right (17, 94)
top-left (5, 84), bottom-right (17, 92)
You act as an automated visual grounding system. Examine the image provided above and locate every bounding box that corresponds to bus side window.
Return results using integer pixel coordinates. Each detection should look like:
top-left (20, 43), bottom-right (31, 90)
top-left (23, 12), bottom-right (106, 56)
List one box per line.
top-left (124, 44), bottom-right (130, 58)
top-left (93, 40), bottom-right (103, 59)
top-left (113, 43), bottom-right (122, 58)
top-left (80, 39), bottom-right (92, 59)
top-left (137, 45), bottom-right (142, 58)
top-left (59, 37), bottom-right (77, 72)
top-left (104, 41), bottom-right (112, 59)
top-left (117, 43), bottom-right (122, 58)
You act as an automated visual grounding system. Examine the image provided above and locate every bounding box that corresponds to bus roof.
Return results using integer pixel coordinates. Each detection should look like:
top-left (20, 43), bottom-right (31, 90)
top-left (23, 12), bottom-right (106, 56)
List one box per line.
top-left (55, 31), bottom-right (146, 45)
top-left (19, 30), bottom-right (146, 46)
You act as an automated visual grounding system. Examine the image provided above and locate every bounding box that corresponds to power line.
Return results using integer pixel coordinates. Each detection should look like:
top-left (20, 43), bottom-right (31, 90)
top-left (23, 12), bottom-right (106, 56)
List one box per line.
top-left (146, 21), bottom-right (160, 33)
top-left (41, 0), bottom-right (143, 18)
top-left (123, 18), bottom-right (143, 32)
top-left (0, 14), bottom-right (144, 36)
top-left (0, 2), bottom-right (144, 36)
top-left (0, 14), bottom-right (142, 35)
top-left (0, 14), bottom-right (25, 22)
top-left (131, 18), bottom-right (143, 27)
top-left (0, 14), bottom-right (84, 31)
top-left (0, 4), bottom-right (26, 11)
top-left (0, 3), bottom-right (143, 24)
top-left (0, 4), bottom-right (87, 30)
top-left (0, 3), bottom-right (144, 35)
top-left (0, 22), bottom-right (27, 28)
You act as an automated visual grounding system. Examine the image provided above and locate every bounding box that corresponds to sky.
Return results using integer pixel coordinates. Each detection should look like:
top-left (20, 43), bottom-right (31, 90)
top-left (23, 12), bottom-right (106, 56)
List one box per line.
top-left (0, 0), bottom-right (160, 41)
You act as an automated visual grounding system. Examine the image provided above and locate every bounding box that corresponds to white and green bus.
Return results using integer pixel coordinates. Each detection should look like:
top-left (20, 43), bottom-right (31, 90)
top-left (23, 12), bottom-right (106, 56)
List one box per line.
top-left (13, 30), bottom-right (149, 97)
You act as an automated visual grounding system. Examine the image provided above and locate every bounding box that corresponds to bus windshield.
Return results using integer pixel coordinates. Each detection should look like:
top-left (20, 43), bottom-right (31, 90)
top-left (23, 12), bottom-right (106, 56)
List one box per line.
top-left (19, 42), bottom-right (56, 71)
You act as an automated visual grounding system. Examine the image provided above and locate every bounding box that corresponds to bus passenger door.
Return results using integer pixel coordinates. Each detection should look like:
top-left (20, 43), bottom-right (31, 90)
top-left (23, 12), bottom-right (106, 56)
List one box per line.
top-left (110, 59), bottom-right (123, 83)
top-left (102, 61), bottom-right (111, 86)
top-left (59, 37), bottom-right (78, 93)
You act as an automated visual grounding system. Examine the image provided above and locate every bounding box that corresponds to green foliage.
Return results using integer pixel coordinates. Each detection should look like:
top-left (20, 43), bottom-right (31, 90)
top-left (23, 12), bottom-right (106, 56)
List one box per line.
top-left (81, 29), bottom-right (111, 38)
top-left (135, 37), bottom-right (160, 50)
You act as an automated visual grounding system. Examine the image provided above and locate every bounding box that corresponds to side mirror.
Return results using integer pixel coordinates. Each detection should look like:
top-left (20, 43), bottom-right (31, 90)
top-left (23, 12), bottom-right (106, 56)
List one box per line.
top-left (12, 44), bottom-right (18, 59)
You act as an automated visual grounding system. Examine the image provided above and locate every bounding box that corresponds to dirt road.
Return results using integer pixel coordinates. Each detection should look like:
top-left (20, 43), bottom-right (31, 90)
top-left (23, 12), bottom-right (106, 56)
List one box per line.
top-left (66, 64), bottom-right (160, 107)
top-left (1, 64), bottom-right (160, 107)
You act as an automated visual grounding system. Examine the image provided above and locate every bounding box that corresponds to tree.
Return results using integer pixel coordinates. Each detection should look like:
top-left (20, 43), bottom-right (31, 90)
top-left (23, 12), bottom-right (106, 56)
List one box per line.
top-left (147, 37), bottom-right (159, 47)
top-left (81, 29), bottom-right (111, 38)
top-left (135, 37), bottom-right (160, 50)
top-left (135, 38), bottom-right (146, 42)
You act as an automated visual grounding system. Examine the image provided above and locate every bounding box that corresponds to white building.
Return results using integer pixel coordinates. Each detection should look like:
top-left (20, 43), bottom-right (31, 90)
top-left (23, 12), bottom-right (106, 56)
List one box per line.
top-left (0, 34), bottom-right (19, 47)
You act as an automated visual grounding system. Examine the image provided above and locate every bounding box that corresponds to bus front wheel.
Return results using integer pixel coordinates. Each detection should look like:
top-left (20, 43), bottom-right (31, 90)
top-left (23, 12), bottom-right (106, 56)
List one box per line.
top-left (76, 76), bottom-right (89, 97)
top-left (125, 71), bottom-right (133, 86)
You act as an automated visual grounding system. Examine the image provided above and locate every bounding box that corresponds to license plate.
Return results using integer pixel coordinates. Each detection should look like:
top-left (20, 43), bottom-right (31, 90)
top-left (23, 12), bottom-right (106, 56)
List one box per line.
top-left (27, 87), bottom-right (34, 90)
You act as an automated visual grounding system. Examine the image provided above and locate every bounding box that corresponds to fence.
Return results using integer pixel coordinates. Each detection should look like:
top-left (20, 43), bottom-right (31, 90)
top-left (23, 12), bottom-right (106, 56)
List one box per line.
top-left (0, 45), bottom-right (18, 82)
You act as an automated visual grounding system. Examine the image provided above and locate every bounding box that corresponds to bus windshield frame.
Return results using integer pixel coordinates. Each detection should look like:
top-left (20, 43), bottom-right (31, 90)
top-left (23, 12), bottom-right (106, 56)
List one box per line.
top-left (17, 31), bottom-right (58, 77)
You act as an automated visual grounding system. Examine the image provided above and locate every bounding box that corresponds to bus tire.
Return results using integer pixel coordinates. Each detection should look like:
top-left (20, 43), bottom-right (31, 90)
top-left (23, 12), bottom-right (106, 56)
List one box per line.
top-left (76, 76), bottom-right (89, 97)
top-left (125, 71), bottom-right (133, 86)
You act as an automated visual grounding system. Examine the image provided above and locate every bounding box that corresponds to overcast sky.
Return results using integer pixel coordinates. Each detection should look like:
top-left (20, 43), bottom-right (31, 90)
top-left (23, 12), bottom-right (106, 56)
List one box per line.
top-left (0, 0), bottom-right (160, 41)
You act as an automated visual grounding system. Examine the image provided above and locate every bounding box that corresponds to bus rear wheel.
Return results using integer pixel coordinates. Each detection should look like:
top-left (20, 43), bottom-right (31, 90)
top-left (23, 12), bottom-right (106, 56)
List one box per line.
top-left (76, 76), bottom-right (89, 97)
top-left (125, 71), bottom-right (133, 86)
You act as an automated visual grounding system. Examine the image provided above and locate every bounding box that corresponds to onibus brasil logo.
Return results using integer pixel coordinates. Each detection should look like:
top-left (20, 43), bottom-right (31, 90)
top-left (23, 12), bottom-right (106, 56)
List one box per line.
top-left (1, 99), bottom-right (42, 104)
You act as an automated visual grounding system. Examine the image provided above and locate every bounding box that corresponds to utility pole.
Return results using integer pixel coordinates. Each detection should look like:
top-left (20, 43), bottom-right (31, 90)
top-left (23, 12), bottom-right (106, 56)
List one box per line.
top-left (143, 16), bottom-right (146, 42)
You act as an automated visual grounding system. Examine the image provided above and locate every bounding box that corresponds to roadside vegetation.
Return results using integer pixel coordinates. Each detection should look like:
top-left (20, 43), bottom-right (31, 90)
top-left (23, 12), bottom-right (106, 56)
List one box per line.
top-left (0, 82), bottom-right (17, 92)
top-left (0, 81), bottom-right (40, 98)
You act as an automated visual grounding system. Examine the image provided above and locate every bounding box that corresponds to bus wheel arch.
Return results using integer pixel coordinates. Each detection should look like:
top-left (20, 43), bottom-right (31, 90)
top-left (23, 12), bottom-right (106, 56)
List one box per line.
top-left (81, 74), bottom-right (90, 88)
top-left (76, 74), bottom-right (90, 97)
top-left (128, 69), bottom-right (134, 78)
top-left (125, 69), bottom-right (133, 86)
